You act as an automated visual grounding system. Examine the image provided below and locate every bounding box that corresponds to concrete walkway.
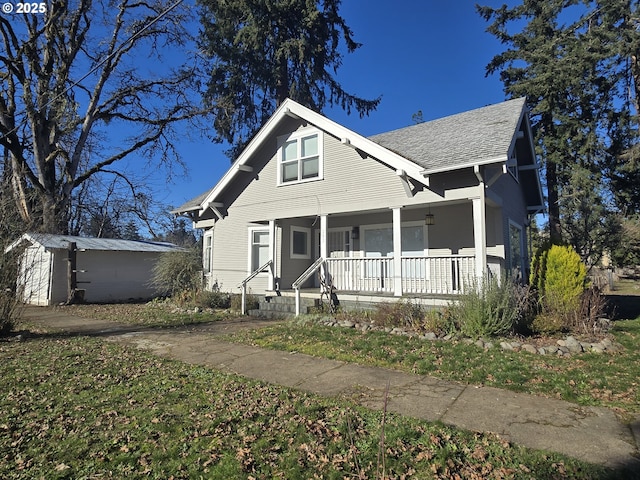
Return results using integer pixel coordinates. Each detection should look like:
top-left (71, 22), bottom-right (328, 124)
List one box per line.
top-left (19, 307), bottom-right (640, 472)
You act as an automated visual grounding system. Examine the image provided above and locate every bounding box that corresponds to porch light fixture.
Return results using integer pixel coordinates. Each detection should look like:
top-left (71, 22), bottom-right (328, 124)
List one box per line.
top-left (425, 211), bottom-right (435, 226)
top-left (351, 226), bottom-right (360, 239)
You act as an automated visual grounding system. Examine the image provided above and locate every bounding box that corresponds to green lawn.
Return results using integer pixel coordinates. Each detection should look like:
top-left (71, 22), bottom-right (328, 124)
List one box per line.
top-left (224, 317), bottom-right (640, 416)
top-left (0, 336), bottom-right (616, 479)
top-left (3, 290), bottom-right (639, 478)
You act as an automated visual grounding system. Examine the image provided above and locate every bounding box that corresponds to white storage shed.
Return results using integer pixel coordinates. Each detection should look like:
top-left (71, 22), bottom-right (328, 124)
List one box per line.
top-left (6, 233), bottom-right (182, 306)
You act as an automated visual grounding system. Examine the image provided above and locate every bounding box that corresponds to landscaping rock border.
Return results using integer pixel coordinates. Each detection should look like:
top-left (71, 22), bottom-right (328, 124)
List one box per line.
top-left (310, 317), bottom-right (622, 357)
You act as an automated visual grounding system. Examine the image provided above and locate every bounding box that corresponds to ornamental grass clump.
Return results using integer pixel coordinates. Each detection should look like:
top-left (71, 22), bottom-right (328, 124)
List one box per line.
top-left (448, 276), bottom-right (523, 339)
top-left (151, 247), bottom-right (203, 300)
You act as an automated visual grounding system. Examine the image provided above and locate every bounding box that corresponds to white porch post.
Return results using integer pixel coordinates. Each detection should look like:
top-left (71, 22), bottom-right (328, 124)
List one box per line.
top-left (268, 219), bottom-right (276, 291)
top-left (472, 196), bottom-right (487, 285)
top-left (392, 207), bottom-right (403, 296)
top-left (319, 215), bottom-right (328, 288)
top-left (320, 215), bottom-right (328, 260)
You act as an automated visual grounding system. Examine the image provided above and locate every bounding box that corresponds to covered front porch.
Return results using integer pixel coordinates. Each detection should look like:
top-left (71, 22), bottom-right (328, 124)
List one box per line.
top-left (240, 199), bottom-right (510, 314)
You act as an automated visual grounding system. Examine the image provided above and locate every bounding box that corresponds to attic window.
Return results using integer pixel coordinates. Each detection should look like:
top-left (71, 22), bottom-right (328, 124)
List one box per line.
top-left (278, 130), bottom-right (323, 185)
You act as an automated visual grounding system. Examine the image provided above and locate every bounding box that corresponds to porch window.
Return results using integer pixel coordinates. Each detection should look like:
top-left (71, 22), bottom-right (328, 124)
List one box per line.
top-left (250, 229), bottom-right (270, 271)
top-left (278, 130), bottom-right (323, 184)
top-left (290, 226), bottom-right (311, 259)
top-left (363, 225), bottom-right (425, 257)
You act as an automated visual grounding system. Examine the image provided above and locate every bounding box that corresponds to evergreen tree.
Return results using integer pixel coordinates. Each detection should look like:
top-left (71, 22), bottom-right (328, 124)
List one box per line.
top-left (197, 0), bottom-right (380, 159)
top-left (477, 0), bottom-right (639, 247)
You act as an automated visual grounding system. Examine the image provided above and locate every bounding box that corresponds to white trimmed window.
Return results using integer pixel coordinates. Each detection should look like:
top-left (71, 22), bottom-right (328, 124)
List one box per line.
top-left (278, 130), bottom-right (323, 184)
top-left (249, 228), bottom-right (270, 272)
top-left (290, 226), bottom-right (311, 259)
top-left (203, 232), bottom-right (213, 273)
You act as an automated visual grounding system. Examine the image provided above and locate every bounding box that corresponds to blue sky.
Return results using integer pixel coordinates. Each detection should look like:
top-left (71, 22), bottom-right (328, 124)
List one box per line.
top-left (166, 0), bottom-right (514, 209)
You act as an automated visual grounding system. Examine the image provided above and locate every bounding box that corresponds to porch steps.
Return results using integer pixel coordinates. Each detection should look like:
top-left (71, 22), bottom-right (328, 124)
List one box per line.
top-left (248, 294), bottom-right (317, 318)
top-left (247, 291), bottom-right (452, 318)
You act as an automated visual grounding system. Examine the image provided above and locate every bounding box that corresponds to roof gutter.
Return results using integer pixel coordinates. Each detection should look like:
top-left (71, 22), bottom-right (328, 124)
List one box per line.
top-left (420, 154), bottom-right (508, 177)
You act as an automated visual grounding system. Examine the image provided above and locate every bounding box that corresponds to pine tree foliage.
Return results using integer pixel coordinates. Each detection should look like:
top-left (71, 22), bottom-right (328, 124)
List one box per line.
top-left (477, 0), bottom-right (640, 255)
top-left (197, 0), bottom-right (380, 159)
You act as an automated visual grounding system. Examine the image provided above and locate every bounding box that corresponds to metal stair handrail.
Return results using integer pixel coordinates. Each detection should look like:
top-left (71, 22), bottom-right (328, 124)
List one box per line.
top-left (238, 259), bottom-right (273, 289)
top-left (292, 257), bottom-right (325, 315)
top-left (238, 259), bottom-right (273, 315)
top-left (292, 257), bottom-right (324, 289)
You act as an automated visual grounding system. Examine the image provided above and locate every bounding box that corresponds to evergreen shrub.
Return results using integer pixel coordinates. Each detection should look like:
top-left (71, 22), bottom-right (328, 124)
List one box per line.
top-left (529, 244), bottom-right (589, 334)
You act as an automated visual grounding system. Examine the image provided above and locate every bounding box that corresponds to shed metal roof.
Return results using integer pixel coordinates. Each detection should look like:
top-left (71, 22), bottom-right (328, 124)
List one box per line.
top-left (6, 233), bottom-right (183, 253)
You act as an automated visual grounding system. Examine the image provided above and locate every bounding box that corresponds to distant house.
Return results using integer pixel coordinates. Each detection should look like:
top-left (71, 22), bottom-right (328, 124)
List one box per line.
top-left (6, 233), bottom-right (182, 306)
top-left (173, 97), bottom-right (544, 314)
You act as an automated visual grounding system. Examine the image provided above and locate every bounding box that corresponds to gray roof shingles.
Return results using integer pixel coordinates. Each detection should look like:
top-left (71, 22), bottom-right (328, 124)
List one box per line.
top-left (174, 97), bottom-right (527, 212)
top-left (369, 97), bottom-right (526, 172)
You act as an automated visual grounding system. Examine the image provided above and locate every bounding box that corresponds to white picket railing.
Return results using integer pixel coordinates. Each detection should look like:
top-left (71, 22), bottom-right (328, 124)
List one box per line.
top-left (325, 255), bottom-right (477, 295)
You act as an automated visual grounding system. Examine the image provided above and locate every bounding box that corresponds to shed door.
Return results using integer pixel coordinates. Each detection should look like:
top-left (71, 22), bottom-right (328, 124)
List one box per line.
top-left (19, 247), bottom-right (52, 306)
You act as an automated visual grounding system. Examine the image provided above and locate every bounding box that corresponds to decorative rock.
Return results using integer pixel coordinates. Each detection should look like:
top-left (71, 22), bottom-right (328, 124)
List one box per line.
top-left (562, 336), bottom-right (582, 353)
top-left (598, 318), bottom-right (612, 331)
top-left (312, 315), bottom-right (621, 358)
top-left (500, 341), bottom-right (514, 351)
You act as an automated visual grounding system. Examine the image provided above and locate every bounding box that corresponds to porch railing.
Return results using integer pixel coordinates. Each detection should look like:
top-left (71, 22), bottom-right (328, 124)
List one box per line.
top-left (325, 255), bottom-right (477, 295)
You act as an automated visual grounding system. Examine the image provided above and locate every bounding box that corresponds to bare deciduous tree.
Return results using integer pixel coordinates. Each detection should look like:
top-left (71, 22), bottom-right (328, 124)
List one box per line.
top-left (0, 0), bottom-right (209, 234)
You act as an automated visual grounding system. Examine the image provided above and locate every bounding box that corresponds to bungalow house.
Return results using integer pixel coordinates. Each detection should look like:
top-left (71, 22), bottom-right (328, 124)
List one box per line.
top-left (6, 233), bottom-right (182, 306)
top-left (173, 97), bottom-right (544, 315)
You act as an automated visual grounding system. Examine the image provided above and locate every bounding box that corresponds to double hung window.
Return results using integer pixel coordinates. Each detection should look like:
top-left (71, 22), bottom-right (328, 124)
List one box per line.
top-left (250, 229), bottom-right (270, 271)
top-left (279, 131), bottom-right (322, 184)
top-left (203, 233), bottom-right (213, 273)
